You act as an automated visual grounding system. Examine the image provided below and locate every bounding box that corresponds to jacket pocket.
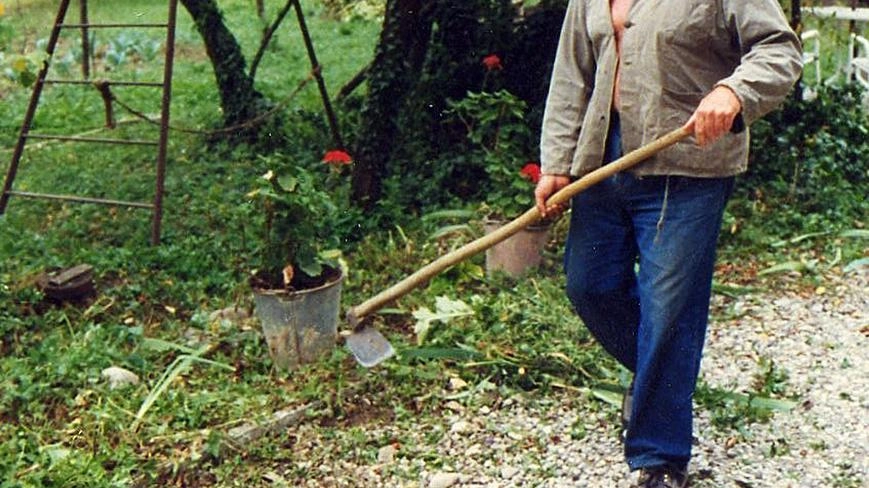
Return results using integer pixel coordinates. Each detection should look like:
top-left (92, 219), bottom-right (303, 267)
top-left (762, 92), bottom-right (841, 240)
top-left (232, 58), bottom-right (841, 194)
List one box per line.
top-left (654, 0), bottom-right (722, 95)
top-left (657, 53), bottom-right (722, 101)
top-left (659, 0), bottom-right (716, 46)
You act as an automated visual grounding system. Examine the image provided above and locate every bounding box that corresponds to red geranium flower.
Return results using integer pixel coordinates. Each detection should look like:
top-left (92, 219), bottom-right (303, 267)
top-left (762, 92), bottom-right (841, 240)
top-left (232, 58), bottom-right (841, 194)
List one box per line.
top-left (322, 149), bottom-right (353, 166)
top-left (520, 162), bottom-right (541, 184)
top-left (482, 54), bottom-right (503, 71)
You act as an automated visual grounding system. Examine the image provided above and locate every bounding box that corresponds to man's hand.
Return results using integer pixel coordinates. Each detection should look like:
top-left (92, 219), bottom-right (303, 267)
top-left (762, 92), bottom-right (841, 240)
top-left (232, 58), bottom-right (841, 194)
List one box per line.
top-left (684, 85), bottom-right (742, 146)
top-left (535, 174), bottom-right (572, 218)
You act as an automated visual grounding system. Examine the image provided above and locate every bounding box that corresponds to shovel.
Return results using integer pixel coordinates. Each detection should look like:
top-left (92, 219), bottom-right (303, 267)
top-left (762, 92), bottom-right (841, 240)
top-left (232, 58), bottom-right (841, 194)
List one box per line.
top-left (345, 125), bottom-right (693, 367)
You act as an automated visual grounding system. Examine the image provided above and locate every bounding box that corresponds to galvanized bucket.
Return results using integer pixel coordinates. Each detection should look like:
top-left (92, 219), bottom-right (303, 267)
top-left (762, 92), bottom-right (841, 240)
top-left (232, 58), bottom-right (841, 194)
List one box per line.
top-left (484, 220), bottom-right (550, 277)
top-left (253, 270), bottom-right (343, 370)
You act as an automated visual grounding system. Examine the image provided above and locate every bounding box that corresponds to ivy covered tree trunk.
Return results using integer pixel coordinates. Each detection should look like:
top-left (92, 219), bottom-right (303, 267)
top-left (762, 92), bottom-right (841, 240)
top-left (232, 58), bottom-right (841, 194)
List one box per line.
top-left (350, 0), bottom-right (434, 208)
top-left (180, 0), bottom-right (265, 128)
top-left (388, 0), bottom-right (517, 202)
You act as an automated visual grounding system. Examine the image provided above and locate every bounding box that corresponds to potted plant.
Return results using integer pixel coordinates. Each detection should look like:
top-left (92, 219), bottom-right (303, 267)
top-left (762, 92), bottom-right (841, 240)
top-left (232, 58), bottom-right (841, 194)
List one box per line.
top-left (246, 151), bottom-right (348, 369)
top-left (482, 159), bottom-right (550, 277)
top-left (448, 88), bottom-right (551, 277)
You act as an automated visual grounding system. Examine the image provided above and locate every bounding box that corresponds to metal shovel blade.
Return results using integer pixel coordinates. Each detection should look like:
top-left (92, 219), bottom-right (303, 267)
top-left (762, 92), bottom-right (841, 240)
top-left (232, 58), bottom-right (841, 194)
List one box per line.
top-left (345, 326), bottom-right (396, 367)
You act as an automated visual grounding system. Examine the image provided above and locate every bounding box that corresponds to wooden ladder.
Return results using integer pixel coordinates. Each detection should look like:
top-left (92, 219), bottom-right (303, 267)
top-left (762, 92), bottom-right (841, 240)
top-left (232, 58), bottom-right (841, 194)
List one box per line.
top-left (0, 0), bottom-right (179, 245)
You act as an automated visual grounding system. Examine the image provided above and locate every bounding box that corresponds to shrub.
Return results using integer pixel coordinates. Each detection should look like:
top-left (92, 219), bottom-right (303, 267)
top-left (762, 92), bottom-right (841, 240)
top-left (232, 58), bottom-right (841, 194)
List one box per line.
top-left (446, 89), bottom-right (540, 219)
top-left (742, 84), bottom-right (868, 224)
top-left (379, 0), bottom-right (521, 210)
top-left (246, 152), bottom-right (343, 288)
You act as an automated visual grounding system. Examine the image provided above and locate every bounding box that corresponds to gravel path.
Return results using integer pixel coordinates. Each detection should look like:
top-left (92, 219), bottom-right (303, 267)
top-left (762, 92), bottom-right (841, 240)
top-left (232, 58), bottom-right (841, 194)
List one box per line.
top-left (286, 269), bottom-right (868, 488)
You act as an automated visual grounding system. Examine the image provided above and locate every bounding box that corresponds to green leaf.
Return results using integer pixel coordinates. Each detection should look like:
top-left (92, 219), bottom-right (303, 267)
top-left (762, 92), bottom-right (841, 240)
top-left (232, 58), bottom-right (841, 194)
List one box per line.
top-left (746, 395), bottom-right (797, 412)
top-left (712, 281), bottom-right (758, 298)
top-left (840, 229), bottom-right (869, 239)
top-left (318, 249), bottom-right (343, 261)
top-left (131, 348), bottom-right (205, 432)
top-left (844, 257), bottom-right (869, 273)
top-left (399, 347), bottom-right (483, 361)
top-left (429, 224), bottom-right (473, 240)
top-left (141, 337), bottom-right (198, 354)
top-left (130, 345), bottom-right (234, 432)
top-left (758, 260), bottom-right (809, 276)
top-left (42, 445), bottom-right (71, 465)
top-left (19, 69), bottom-right (36, 87)
top-left (770, 231), bottom-right (830, 248)
top-left (412, 296), bottom-right (473, 345)
top-left (412, 307), bottom-right (436, 345)
top-left (590, 387), bottom-right (623, 408)
top-left (297, 257), bottom-right (323, 279)
top-left (376, 308), bottom-right (405, 315)
top-left (276, 175), bottom-right (298, 192)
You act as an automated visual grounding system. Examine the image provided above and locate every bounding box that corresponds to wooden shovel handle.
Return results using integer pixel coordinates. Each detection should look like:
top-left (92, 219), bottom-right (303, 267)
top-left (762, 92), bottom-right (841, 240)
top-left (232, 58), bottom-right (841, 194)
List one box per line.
top-left (346, 126), bottom-right (692, 326)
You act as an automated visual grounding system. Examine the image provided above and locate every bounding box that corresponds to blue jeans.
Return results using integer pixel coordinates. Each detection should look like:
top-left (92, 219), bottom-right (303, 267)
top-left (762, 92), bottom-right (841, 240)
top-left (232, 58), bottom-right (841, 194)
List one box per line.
top-left (564, 113), bottom-right (734, 470)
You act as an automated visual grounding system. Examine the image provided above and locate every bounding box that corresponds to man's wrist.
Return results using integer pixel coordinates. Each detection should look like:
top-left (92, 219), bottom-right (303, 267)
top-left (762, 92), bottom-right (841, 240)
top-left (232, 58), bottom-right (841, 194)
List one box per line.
top-left (714, 83), bottom-right (743, 112)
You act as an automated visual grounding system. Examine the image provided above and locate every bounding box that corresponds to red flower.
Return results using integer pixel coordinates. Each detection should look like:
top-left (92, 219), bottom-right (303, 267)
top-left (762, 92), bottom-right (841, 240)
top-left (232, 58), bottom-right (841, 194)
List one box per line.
top-left (482, 54), bottom-right (503, 71)
top-left (519, 162), bottom-right (541, 184)
top-left (322, 149), bottom-right (353, 166)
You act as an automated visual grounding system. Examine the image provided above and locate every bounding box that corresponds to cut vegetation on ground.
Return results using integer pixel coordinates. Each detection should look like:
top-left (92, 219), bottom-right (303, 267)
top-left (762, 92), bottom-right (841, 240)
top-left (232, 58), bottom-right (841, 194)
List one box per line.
top-left (1, 1), bottom-right (867, 486)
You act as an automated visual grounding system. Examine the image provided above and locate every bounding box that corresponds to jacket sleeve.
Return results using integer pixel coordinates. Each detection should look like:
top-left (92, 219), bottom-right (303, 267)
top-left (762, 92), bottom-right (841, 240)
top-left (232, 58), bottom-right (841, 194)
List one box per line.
top-left (716, 0), bottom-right (803, 124)
top-left (540, 0), bottom-right (596, 176)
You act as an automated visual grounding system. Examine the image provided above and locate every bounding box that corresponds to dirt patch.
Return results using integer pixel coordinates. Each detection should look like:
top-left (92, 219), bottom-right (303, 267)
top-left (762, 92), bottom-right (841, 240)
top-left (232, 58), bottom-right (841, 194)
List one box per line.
top-left (319, 392), bottom-right (396, 429)
top-left (173, 42), bottom-right (212, 64)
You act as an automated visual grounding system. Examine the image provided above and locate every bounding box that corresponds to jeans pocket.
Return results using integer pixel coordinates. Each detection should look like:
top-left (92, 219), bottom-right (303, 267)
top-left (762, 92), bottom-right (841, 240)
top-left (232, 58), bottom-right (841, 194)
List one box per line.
top-left (669, 175), bottom-right (735, 203)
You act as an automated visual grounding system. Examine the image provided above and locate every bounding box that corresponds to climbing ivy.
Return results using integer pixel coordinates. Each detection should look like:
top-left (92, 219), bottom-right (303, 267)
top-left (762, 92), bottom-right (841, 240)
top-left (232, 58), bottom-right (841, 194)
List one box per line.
top-left (352, 0), bottom-right (568, 211)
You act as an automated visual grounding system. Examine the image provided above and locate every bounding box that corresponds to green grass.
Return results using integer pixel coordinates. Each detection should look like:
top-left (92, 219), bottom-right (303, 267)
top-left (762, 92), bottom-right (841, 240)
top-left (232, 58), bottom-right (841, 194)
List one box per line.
top-left (0, 2), bottom-right (384, 485)
top-left (0, 1), bottom-right (866, 486)
top-left (0, 0), bottom-right (378, 146)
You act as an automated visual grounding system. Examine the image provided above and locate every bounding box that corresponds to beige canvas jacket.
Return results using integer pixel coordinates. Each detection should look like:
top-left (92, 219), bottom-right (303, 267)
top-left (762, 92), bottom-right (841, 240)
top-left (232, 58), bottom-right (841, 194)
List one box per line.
top-left (540, 0), bottom-right (803, 178)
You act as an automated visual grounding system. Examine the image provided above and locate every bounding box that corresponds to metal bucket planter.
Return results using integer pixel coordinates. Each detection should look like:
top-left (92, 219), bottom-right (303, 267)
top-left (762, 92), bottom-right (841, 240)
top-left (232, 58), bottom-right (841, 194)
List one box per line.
top-left (252, 268), bottom-right (343, 370)
top-left (484, 220), bottom-right (550, 277)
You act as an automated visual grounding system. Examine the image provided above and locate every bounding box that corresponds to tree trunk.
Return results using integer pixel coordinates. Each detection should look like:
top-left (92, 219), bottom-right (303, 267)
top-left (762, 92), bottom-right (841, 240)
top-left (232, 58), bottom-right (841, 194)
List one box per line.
top-left (350, 0), bottom-right (434, 208)
top-left (180, 0), bottom-right (265, 128)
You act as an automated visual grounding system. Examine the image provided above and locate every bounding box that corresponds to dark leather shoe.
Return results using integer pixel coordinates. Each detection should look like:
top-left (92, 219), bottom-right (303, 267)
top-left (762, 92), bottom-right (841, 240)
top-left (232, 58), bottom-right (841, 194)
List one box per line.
top-left (635, 465), bottom-right (689, 488)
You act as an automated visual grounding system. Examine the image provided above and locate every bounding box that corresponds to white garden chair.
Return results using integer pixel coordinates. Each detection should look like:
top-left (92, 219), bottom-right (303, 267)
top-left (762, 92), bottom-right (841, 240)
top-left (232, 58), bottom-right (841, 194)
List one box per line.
top-left (801, 29), bottom-right (823, 87)
top-left (847, 32), bottom-right (869, 89)
top-left (799, 29), bottom-right (823, 100)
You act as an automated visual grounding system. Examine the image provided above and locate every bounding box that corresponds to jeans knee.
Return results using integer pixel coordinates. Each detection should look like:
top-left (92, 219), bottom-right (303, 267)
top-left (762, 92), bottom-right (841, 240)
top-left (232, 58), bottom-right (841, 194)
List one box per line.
top-left (565, 277), bottom-right (589, 312)
top-left (567, 274), bottom-right (639, 323)
top-left (566, 278), bottom-right (607, 319)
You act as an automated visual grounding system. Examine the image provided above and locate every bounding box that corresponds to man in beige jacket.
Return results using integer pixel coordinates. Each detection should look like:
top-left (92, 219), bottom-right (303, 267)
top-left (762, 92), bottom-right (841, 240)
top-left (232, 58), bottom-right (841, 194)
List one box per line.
top-left (535, 1), bottom-right (801, 486)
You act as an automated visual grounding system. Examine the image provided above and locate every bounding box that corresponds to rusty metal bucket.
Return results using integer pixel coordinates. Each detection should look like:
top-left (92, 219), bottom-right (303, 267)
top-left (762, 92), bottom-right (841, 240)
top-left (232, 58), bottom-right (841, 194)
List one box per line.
top-left (253, 270), bottom-right (343, 370)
